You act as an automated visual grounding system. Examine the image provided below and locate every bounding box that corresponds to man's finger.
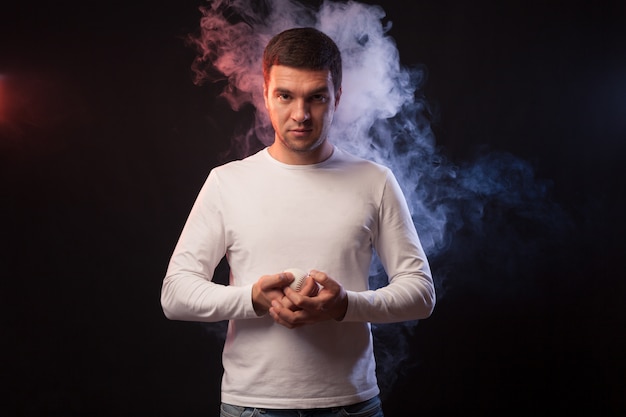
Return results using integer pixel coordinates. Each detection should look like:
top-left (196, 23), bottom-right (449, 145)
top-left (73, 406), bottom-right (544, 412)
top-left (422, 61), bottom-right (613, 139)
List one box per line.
top-left (308, 270), bottom-right (337, 289)
top-left (260, 272), bottom-right (293, 290)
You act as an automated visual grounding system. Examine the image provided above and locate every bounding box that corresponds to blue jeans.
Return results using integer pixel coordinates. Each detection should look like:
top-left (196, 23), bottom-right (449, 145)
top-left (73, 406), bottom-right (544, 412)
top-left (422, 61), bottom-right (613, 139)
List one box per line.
top-left (220, 396), bottom-right (383, 417)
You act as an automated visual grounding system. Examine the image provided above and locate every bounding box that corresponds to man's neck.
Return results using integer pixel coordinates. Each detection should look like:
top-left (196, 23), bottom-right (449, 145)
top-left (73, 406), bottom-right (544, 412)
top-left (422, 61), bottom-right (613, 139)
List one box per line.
top-left (268, 140), bottom-right (334, 165)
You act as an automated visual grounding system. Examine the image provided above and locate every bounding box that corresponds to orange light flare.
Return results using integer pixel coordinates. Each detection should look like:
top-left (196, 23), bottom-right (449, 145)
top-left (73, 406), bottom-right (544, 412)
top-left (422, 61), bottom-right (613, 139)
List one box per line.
top-left (0, 72), bottom-right (90, 144)
top-left (0, 73), bottom-right (31, 139)
top-left (0, 73), bottom-right (24, 143)
top-left (0, 74), bottom-right (7, 125)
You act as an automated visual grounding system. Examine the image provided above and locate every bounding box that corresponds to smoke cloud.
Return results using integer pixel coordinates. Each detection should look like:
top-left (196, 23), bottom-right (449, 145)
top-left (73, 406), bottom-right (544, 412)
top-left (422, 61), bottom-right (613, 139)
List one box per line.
top-left (186, 0), bottom-right (570, 397)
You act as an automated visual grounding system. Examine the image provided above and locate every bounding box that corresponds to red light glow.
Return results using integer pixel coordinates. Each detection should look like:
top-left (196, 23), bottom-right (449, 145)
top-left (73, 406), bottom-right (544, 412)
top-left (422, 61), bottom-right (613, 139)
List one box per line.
top-left (0, 75), bottom-right (6, 125)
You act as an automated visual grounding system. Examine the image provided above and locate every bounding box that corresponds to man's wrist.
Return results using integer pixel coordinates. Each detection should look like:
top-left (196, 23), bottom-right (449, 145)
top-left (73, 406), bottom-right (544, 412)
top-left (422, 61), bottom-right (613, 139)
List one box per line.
top-left (332, 293), bottom-right (348, 321)
top-left (251, 284), bottom-right (268, 316)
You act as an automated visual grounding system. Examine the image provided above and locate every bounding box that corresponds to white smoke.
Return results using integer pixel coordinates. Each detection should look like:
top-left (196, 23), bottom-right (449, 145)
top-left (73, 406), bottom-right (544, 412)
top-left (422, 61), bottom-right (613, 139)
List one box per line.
top-left (186, 0), bottom-right (569, 398)
top-left (188, 0), bottom-right (453, 254)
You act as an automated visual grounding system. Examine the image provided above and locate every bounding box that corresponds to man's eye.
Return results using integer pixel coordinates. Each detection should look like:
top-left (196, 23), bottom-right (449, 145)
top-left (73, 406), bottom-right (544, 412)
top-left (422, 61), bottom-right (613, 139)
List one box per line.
top-left (278, 94), bottom-right (291, 100)
top-left (312, 95), bottom-right (328, 102)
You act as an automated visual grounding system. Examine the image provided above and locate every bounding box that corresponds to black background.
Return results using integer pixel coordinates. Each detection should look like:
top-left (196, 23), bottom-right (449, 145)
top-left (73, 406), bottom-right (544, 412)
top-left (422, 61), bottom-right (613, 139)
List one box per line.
top-left (2, 0), bottom-right (624, 416)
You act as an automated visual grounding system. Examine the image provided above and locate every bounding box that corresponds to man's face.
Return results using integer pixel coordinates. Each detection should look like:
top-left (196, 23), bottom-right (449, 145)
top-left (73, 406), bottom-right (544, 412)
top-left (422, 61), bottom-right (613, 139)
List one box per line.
top-left (264, 65), bottom-right (341, 163)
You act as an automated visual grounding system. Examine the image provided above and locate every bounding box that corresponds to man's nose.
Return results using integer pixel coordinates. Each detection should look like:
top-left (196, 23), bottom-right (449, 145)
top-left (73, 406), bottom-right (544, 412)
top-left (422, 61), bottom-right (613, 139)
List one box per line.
top-left (291, 100), bottom-right (310, 123)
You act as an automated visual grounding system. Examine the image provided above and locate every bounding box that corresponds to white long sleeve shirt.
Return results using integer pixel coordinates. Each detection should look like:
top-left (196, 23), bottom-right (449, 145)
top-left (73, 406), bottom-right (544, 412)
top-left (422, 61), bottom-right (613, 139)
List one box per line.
top-left (161, 146), bottom-right (435, 409)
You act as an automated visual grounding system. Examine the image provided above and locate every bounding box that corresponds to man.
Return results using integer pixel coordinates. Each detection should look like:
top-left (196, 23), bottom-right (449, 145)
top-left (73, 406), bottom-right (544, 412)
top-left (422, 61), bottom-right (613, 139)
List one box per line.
top-left (161, 27), bottom-right (435, 417)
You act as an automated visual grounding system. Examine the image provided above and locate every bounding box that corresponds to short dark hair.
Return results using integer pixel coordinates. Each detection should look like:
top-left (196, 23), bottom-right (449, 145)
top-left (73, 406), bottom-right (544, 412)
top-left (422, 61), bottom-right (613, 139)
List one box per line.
top-left (262, 27), bottom-right (342, 94)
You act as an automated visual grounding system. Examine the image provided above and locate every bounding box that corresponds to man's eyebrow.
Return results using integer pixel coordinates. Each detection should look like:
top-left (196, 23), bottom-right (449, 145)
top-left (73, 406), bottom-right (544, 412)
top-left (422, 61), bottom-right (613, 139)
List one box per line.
top-left (308, 86), bottom-right (331, 95)
top-left (273, 87), bottom-right (293, 95)
top-left (272, 86), bottom-right (330, 95)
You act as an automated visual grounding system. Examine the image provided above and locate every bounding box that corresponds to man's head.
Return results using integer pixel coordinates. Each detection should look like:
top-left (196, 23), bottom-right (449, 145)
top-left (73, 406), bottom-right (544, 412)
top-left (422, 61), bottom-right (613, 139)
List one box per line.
top-left (263, 27), bottom-right (342, 95)
top-left (262, 27), bottom-right (343, 165)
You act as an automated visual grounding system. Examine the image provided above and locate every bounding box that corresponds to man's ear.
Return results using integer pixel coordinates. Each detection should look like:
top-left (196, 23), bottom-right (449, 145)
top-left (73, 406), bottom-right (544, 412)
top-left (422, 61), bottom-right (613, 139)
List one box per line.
top-left (334, 86), bottom-right (342, 109)
top-left (263, 83), bottom-right (269, 109)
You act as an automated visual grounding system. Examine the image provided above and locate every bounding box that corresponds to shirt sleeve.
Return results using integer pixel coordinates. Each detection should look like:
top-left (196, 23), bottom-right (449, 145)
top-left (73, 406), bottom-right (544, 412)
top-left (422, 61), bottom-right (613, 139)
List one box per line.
top-left (160, 170), bottom-right (259, 322)
top-left (343, 169), bottom-right (436, 323)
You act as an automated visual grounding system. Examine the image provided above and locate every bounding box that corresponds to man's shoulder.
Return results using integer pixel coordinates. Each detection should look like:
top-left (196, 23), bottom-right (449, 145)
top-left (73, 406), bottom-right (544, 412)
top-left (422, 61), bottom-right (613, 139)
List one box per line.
top-left (212, 148), bottom-right (268, 173)
top-left (332, 147), bottom-right (391, 175)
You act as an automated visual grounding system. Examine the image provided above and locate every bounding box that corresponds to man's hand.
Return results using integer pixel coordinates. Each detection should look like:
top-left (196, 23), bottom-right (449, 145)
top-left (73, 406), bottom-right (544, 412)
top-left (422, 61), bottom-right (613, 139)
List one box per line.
top-left (268, 270), bottom-right (348, 329)
top-left (251, 272), bottom-right (293, 316)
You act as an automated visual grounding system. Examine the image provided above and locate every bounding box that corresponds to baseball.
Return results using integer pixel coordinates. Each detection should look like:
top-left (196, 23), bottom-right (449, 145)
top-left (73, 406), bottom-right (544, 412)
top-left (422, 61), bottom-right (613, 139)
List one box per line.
top-left (284, 268), bottom-right (308, 291)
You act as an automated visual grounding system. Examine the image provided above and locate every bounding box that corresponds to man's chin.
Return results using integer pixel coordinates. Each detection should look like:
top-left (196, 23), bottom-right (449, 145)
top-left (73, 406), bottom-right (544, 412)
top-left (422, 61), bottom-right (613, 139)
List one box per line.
top-left (285, 139), bottom-right (321, 153)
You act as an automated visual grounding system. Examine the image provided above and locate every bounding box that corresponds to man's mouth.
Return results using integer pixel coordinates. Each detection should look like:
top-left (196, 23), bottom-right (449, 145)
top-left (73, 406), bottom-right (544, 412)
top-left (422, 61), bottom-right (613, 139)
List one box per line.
top-left (290, 128), bottom-right (312, 135)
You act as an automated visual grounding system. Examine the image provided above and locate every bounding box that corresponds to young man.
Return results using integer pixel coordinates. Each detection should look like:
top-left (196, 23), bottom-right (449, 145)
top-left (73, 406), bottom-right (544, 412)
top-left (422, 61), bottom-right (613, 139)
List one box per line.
top-left (161, 27), bottom-right (435, 416)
